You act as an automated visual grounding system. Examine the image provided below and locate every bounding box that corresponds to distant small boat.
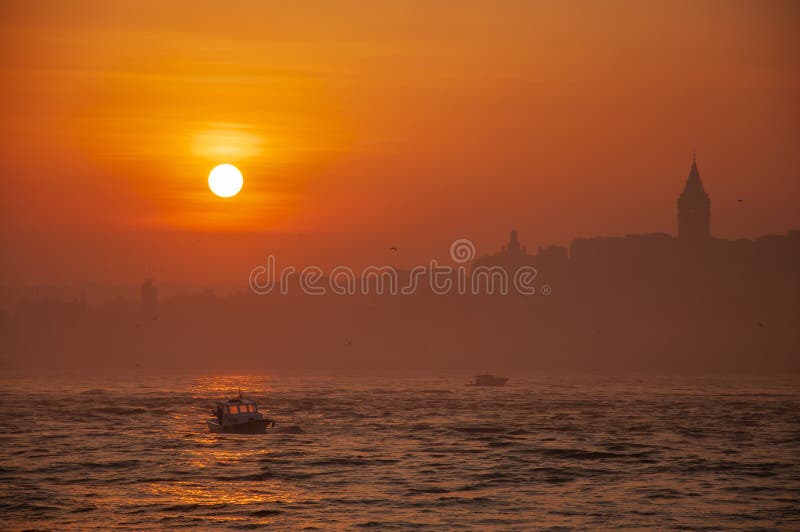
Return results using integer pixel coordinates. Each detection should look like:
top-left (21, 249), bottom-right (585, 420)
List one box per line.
top-left (468, 373), bottom-right (509, 387)
top-left (207, 391), bottom-right (276, 434)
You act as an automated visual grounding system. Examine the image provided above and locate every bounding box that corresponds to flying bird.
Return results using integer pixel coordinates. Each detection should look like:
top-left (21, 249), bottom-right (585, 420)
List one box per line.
top-left (390, 246), bottom-right (398, 252)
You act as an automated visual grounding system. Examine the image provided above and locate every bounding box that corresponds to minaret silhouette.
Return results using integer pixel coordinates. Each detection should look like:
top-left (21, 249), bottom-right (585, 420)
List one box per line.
top-left (508, 229), bottom-right (521, 256)
top-left (677, 153), bottom-right (711, 248)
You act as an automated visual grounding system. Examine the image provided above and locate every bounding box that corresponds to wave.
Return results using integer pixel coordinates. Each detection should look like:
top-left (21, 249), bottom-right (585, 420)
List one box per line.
top-left (452, 426), bottom-right (507, 434)
top-left (1, 374), bottom-right (797, 530)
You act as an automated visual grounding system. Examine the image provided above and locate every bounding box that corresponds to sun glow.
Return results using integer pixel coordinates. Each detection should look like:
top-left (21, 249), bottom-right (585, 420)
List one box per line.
top-left (208, 164), bottom-right (244, 198)
top-left (193, 126), bottom-right (265, 161)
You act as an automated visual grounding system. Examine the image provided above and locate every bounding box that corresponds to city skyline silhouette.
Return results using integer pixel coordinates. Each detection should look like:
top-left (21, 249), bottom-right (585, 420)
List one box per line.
top-left (1, 2), bottom-right (798, 529)
top-left (3, 155), bottom-right (797, 373)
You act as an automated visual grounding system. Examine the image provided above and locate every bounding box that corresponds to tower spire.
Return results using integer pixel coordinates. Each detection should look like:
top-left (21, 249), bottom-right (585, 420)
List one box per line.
top-left (684, 153), bottom-right (705, 195)
top-left (677, 154), bottom-right (711, 245)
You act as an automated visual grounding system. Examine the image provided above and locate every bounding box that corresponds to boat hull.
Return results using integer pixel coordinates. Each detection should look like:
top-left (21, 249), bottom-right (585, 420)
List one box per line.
top-left (207, 419), bottom-right (275, 434)
top-left (468, 378), bottom-right (509, 387)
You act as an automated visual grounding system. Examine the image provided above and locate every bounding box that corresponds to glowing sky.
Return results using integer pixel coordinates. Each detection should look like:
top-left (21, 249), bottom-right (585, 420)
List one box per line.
top-left (1, 0), bottom-right (798, 283)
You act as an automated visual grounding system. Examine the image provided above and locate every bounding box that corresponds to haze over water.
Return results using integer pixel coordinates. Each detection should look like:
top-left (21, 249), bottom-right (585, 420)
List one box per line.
top-left (1, 372), bottom-right (798, 530)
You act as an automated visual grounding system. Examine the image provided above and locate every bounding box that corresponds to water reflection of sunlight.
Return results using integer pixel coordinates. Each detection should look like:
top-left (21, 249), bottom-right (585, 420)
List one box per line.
top-left (144, 480), bottom-right (298, 525)
top-left (147, 480), bottom-right (293, 506)
top-left (181, 444), bottom-right (272, 469)
top-left (129, 374), bottom-right (298, 524)
top-left (191, 375), bottom-right (275, 396)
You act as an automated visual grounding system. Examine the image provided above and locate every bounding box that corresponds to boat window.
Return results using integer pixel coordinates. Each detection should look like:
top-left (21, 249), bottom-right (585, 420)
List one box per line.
top-left (226, 404), bottom-right (257, 414)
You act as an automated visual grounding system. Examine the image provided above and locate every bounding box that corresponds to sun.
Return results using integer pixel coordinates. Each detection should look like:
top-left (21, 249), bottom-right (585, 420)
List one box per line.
top-left (208, 164), bottom-right (243, 198)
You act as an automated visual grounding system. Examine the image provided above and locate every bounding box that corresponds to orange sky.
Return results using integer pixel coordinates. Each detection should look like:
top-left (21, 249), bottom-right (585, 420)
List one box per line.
top-left (1, 0), bottom-right (798, 285)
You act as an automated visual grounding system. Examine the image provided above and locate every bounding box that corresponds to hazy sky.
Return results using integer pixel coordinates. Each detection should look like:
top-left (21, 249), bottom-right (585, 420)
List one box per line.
top-left (1, 0), bottom-right (798, 284)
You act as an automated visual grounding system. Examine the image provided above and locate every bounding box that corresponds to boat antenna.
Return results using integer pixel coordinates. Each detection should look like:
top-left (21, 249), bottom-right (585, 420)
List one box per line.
top-left (239, 388), bottom-right (242, 400)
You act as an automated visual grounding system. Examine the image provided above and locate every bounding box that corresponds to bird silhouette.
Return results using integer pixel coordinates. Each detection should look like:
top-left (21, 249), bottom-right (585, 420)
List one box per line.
top-left (390, 246), bottom-right (398, 252)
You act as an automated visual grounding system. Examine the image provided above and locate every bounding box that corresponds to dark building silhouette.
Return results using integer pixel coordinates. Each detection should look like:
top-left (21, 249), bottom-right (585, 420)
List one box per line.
top-left (505, 229), bottom-right (524, 257)
top-left (140, 279), bottom-right (158, 317)
top-left (473, 229), bottom-right (535, 272)
top-left (472, 230), bottom-right (568, 294)
top-left (677, 154), bottom-right (711, 249)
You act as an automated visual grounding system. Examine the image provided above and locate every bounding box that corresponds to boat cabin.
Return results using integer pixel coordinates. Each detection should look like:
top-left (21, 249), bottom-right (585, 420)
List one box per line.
top-left (219, 401), bottom-right (259, 415)
top-left (214, 398), bottom-right (261, 424)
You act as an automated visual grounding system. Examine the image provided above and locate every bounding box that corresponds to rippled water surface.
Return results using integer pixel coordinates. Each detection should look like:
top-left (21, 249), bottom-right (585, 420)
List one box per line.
top-left (1, 373), bottom-right (798, 530)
